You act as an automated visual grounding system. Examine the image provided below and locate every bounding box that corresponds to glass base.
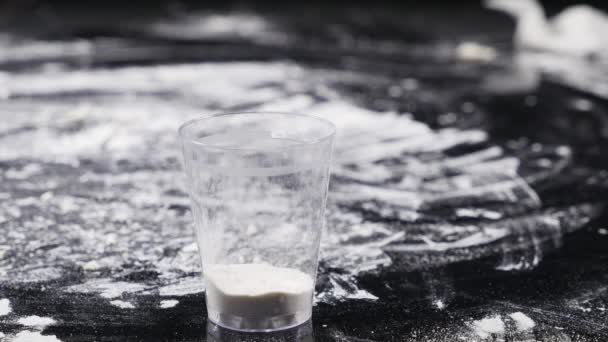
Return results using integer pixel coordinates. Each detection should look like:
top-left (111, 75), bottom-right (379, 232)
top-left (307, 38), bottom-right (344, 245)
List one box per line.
top-left (208, 311), bottom-right (312, 333)
top-left (207, 319), bottom-right (314, 342)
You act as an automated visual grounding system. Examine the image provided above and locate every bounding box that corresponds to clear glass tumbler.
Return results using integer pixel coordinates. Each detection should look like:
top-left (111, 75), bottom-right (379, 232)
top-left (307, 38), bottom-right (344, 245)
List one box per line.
top-left (179, 112), bottom-right (335, 332)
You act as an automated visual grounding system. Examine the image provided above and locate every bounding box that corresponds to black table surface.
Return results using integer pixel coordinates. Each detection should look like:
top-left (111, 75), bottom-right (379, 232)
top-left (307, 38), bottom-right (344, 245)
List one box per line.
top-left (1, 1), bottom-right (608, 341)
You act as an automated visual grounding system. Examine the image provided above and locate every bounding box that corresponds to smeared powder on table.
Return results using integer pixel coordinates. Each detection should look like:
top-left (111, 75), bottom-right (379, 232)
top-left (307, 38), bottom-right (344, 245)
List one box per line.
top-left (471, 315), bottom-right (505, 338)
top-left (16, 315), bottom-right (56, 328)
top-left (509, 312), bottom-right (536, 331)
top-left (109, 300), bottom-right (136, 309)
top-left (0, 298), bottom-right (11, 316)
top-left (12, 331), bottom-right (62, 342)
top-left (160, 300), bottom-right (179, 309)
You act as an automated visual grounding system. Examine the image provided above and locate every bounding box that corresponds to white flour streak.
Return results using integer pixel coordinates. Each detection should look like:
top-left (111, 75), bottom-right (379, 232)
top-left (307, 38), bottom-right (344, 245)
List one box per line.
top-left (333, 164), bottom-right (393, 184)
top-left (332, 184), bottom-right (422, 209)
top-left (384, 228), bottom-right (509, 252)
top-left (159, 277), bottom-right (205, 296)
top-left (110, 300), bottom-right (136, 309)
top-left (0, 63), bottom-right (296, 162)
top-left (509, 312), bottom-right (536, 332)
top-left (347, 289), bottom-right (378, 301)
top-left (0, 63), bottom-right (292, 100)
top-left (0, 298), bottom-right (11, 316)
top-left (257, 94), bottom-right (316, 112)
top-left (471, 315), bottom-right (505, 339)
top-left (310, 101), bottom-right (430, 141)
top-left (455, 208), bottom-right (503, 220)
top-left (4, 163), bottom-right (42, 179)
top-left (3, 267), bottom-right (64, 283)
top-left (64, 279), bottom-right (148, 299)
top-left (17, 315), bottom-right (57, 328)
top-left (496, 260), bottom-right (531, 271)
top-left (315, 275), bottom-right (378, 303)
top-left (160, 300), bottom-right (179, 309)
top-left (0, 39), bottom-right (90, 63)
top-left (149, 13), bottom-right (283, 42)
top-left (12, 331), bottom-right (62, 342)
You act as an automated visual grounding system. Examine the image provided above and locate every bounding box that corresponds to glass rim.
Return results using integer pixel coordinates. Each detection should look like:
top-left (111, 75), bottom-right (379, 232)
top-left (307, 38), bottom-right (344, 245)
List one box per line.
top-left (178, 111), bottom-right (337, 151)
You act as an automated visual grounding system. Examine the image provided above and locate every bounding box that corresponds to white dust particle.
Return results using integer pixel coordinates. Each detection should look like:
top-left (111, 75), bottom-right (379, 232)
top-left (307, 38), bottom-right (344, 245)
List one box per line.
top-left (456, 41), bottom-right (497, 62)
top-left (160, 300), bottom-right (179, 309)
top-left (12, 330), bottom-right (62, 342)
top-left (110, 300), bottom-right (136, 309)
top-left (82, 260), bottom-right (101, 271)
top-left (572, 98), bottom-right (593, 111)
top-left (471, 315), bottom-right (505, 338)
top-left (434, 300), bottom-right (446, 310)
top-left (598, 228), bottom-right (608, 235)
top-left (0, 298), bottom-right (11, 316)
top-left (509, 312), bottom-right (536, 332)
top-left (17, 315), bottom-right (57, 328)
top-left (181, 242), bottom-right (198, 253)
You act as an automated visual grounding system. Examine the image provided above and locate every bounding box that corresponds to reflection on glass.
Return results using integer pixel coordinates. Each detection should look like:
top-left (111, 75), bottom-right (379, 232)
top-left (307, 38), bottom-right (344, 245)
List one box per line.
top-left (206, 320), bottom-right (314, 342)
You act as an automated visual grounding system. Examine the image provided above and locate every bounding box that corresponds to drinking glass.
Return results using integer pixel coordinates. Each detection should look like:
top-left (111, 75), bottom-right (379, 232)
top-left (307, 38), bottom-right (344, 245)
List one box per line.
top-left (179, 112), bottom-right (335, 332)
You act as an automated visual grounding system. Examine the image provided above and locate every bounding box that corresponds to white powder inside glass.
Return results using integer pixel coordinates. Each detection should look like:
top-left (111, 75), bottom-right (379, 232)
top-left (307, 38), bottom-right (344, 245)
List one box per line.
top-left (509, 312), bottom-right (536, 332)
top-left (17, 315), bottom-right (56, 328)
top-left (471, 315), bottom-right (505, 338)
top-left (0, 298), bottom-right (11, 316)
top-left (205, 264), bottom-right (314, 330)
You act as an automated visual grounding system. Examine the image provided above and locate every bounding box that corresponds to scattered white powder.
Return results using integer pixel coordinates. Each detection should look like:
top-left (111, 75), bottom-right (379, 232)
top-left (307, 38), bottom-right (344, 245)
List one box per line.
top-left (4, 267), bottom-right (64, 283)
top-left (434, 300), bottom-right (446, 310)
top-left (12, 330), bottom-right (62, 342)
top-left (509, 312), bottom-right (536, 332)
top-left (159, 277), bottom-right (205, 296)
top-left (0, 298), bottom-right (11, 316)
top-left (17, 315), bottom-right (57, 328)
top-left (82, 260), bottom-right (102, 271)
top-left (110, 300), bottom-right (135, 309)
top-left (64, 279), bottom-right (148, 299)
top-left (471, 315), bottom-right (505, 338)
top-left (0, 332), bottom-right (4, 338)
top-left (160, 300), bottom-right (179, 309)
top-left (4, 164), bottom-right (42, 180)
top-left (0, 62), bottom-right (564, 307)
